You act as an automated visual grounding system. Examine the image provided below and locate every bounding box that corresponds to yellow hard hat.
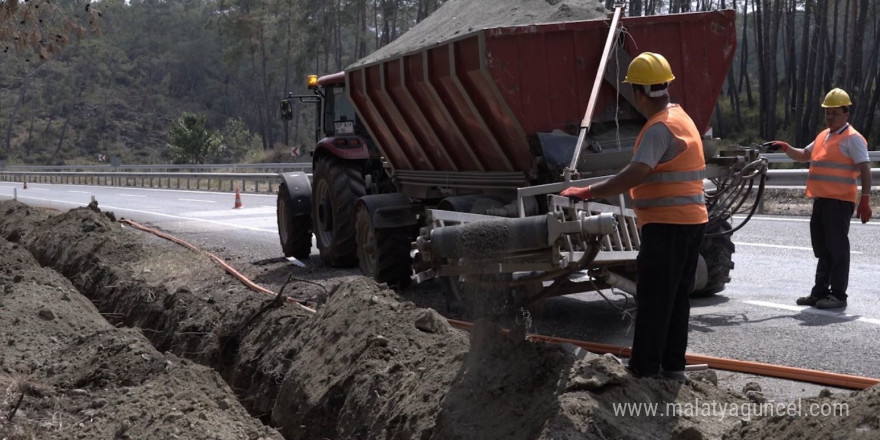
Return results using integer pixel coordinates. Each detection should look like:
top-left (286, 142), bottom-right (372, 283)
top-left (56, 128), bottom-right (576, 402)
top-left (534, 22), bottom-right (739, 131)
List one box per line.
top-left (821, 88), bottom-right (852, 108)
top-left (624, 52), bottom-right (676, 86)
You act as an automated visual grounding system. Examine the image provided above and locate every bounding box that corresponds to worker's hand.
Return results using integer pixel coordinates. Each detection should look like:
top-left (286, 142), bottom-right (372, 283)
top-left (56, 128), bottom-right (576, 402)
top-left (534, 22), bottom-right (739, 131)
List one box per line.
top-left (763, 141), bottom-right (791, 152)
top-left (561, 185), bottom-right (593, 201)
top-left (857, 195), bottom-right (872, 223)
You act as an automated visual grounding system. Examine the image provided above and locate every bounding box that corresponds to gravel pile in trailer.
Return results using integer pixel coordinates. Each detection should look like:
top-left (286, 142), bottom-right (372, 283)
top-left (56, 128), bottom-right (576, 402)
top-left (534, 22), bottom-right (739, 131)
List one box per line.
top-left (352, 0), bottom-right (607, 67)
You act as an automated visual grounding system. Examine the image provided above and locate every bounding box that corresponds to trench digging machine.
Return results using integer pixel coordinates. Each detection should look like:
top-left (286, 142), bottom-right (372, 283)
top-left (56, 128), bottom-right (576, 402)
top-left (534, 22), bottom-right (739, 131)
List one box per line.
top-left (277, 6), bottom-right (768, 317)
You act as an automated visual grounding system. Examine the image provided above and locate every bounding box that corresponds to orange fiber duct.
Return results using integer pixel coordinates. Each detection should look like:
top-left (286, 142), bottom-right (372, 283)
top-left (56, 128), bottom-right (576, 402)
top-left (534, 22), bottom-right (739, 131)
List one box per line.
top-left (448, 319), bottom-right (879, 390)
top-left (119, 218), bottom-right (877, 391)
top-left (119, 218), bottom-right (315, 314)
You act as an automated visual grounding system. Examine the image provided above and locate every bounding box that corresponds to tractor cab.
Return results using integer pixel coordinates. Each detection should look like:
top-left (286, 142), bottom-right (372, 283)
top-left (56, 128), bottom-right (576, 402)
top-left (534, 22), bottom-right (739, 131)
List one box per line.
top-left (281, 73), bottom-right (374, 159)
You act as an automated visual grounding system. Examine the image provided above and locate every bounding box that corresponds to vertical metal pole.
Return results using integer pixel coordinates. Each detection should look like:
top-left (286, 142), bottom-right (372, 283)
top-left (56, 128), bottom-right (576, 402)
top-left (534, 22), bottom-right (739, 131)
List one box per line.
top-left (564, 4), bottom-right (625, 181)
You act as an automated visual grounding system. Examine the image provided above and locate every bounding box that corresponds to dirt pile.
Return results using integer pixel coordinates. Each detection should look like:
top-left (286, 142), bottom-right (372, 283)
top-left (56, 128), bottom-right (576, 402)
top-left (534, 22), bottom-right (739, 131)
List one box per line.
top-left (0, 201), bottom-right (317, 426)
top-left (351, 0), bottom-right (607, 67)
top-left (724, 386), bottom-right (880, 440)
top-left (2, 199), bottom-right (880, 440)
top-left (0, 234), bottom-right (282, 439)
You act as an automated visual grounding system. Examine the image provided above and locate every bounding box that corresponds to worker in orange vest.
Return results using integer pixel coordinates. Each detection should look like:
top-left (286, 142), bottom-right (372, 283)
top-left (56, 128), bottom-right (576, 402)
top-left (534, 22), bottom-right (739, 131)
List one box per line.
top-left (767, 88), bottom-right (872, 309)
top-left (562, 52), bottom-right (707, 381)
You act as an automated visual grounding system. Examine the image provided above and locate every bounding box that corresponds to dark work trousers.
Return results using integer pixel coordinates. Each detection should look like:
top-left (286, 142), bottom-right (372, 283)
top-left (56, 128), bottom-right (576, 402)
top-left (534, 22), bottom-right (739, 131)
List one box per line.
top-left (629, 222), bottom-right (706, 376)
top-left (810, 197), bottom-right (854, 300)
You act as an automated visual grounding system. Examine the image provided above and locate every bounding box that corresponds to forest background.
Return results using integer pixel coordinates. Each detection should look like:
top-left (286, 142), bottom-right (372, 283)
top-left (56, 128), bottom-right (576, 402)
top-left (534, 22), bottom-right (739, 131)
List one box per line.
top-left (0, 0), bottom-right (878, 166)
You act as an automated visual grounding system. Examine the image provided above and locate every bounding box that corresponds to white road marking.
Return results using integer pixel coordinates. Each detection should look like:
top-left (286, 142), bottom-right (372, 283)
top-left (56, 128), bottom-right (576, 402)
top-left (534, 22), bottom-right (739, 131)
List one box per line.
top-left (736, 214), bottom-right (880, 227)
top-left (737, 215), bottom-right (810, 223)
top-left (744, 300), bottom-right (880, 326)
top-left (68, 190), bottom-right (90, 194)
top-left (179, 198), bottom-right (217, 203)
top-left (7, 195), bottom-right (276, 233)
top-left (187, 206), bottom-right (277, 217)
top-left (735, 242), bottom-right (812, 251)
top-left (96, 185), bottom-right (276, 198)
top-left (118, 194), bottom-right (148, 198)
top-left (735, 241), bottom-right (863, 254)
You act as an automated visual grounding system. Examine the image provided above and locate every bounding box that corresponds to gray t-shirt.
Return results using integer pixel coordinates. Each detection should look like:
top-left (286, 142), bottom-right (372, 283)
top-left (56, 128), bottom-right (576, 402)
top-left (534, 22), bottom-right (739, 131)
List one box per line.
top-left (804, 123), bottom-right (870, 163)
top-left (631, 123), bottom-right (688, 169)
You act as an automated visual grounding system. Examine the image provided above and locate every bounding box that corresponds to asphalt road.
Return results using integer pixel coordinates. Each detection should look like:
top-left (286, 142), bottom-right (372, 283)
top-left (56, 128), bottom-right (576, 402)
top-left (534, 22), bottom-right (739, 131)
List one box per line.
top-left (3, 181), bottom-right (879, 402)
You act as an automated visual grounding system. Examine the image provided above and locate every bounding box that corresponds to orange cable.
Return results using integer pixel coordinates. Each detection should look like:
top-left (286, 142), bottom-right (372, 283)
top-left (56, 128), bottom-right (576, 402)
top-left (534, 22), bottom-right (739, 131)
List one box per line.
top-left (120, 219), bottom-right (878, 390)
top-left (449, 319), bottom-right (879, 390)
top-left (119, 218), bottom-right (315, 314)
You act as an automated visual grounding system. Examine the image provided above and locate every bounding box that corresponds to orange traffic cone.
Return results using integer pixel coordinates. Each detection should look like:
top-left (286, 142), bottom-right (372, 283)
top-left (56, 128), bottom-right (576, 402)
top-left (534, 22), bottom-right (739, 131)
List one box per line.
top-left (233, 187), bottom-right (243, 209)
top-left (23, 179), bottom-right (27, 190)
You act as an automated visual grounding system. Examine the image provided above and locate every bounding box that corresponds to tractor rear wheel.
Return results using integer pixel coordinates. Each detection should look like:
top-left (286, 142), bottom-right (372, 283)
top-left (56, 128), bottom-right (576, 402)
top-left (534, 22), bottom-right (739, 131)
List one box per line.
top-left (691, 220), bottom-right (735, 297)
top-left (312, 156), bottom-right (364, 267)
top-left (355, 204), bottom-right (413, 288)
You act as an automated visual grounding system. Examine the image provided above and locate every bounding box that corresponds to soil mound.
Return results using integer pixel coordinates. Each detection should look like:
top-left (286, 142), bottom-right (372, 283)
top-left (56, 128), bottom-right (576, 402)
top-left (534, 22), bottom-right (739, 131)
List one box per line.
top-left (724, 385), bottom-right (880, 440)
top-left (3, 198), bottom-right (880, 440)
top-left (0, 233), bottom-right (282, 439)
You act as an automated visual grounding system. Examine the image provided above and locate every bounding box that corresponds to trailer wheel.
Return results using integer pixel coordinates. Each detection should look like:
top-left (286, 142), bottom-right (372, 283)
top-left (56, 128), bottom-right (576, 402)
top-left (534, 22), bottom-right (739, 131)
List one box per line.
top-left (691, 220), bottom-right (735, 297)
top-left (277, 183), bottom-right (312, 259)
top-left (312, 156), bottom-right (364, 267)
top-left (355, 204), bottom-right (413, 288)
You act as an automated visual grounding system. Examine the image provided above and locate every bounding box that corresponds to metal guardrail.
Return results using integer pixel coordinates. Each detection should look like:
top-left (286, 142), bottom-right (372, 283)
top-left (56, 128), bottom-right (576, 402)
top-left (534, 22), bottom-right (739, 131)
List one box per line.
top-left (0, 171), bottom-right (301, 194)
top-left (1, 153), bottom-right (878, 193)
top-left (764, 169), bottom-right (880, 187)
top-left (762, 151), bottom-right (880, 163)
top-left (0, 162), bottom-right (312, 173)
top-left (761, 151), bottom-right (880, 187)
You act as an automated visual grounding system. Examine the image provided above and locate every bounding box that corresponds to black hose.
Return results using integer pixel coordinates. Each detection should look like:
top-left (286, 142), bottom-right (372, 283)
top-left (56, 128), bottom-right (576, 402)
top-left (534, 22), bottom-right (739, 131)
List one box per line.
top-left (705, 157), bottom-right (768, 237)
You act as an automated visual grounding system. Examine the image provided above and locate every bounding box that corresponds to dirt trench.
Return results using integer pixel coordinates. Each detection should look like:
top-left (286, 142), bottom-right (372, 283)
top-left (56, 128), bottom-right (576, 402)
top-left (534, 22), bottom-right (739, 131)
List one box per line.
top-left (1, 199), bottom-right (879, 440)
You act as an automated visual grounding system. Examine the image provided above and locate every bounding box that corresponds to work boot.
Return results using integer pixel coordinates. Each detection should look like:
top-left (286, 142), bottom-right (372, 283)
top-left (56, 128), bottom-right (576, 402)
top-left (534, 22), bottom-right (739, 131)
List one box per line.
top-left (815, 295), bottom-right (847, 309)
top-left (660, 369), bottom-right (687, 383)
top-left (796, 296), bottom-right (821, 306)
top-left (625, 364), bottom-right (660, 379)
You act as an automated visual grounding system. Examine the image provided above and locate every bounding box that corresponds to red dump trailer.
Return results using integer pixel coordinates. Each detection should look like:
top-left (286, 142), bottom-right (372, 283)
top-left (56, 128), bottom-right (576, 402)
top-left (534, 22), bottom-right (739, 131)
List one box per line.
top-left (347, 11), bottom-right (736, 175)
top-left (278, 8), bottom-right (767, 316)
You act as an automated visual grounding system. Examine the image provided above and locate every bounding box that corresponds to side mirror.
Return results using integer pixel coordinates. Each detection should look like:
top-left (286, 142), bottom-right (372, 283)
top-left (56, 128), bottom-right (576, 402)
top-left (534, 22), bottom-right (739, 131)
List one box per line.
top-left (280, 99), bottom-right (293, 121)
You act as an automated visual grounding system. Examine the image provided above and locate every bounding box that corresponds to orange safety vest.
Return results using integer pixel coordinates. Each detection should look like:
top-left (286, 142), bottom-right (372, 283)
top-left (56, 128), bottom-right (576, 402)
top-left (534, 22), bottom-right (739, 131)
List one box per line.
top-left (806, 125), bottom-right (864, 203)
top-left (629, 105), bottom-right (709, 227)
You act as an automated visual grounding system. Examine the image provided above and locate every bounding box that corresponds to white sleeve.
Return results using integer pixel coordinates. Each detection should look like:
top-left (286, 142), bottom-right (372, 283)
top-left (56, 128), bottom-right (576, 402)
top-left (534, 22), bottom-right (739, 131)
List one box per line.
top-left (839, 135), bottom-right (870, 164)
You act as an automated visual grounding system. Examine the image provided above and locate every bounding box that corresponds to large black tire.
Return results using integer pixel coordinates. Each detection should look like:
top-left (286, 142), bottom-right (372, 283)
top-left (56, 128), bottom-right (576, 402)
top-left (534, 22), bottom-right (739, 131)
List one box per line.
top-left (277, 183), bottom-right (312, 259)
top-left (354, 204), bottom-right (413, 288)
top-left (312, 156), bottom-right (365, 267)
top-left (691, 220), bottom-right (735, 297)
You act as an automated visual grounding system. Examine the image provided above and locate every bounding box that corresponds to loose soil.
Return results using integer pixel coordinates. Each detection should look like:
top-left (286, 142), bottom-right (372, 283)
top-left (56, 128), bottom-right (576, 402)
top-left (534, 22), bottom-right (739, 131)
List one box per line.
top-left (351, 0), bottom-right (607, 67)
top-left (0, 192), bottom-right (878, 439)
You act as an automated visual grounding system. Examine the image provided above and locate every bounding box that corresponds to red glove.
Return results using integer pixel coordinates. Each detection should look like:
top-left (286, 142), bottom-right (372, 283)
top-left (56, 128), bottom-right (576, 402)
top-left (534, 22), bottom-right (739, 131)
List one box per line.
top-left (561, 185), bottom-right (593, 201)
top-left (857, 195), bottom-right (872, 223)
top-left (766, 140), bottom-right (791, 152)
